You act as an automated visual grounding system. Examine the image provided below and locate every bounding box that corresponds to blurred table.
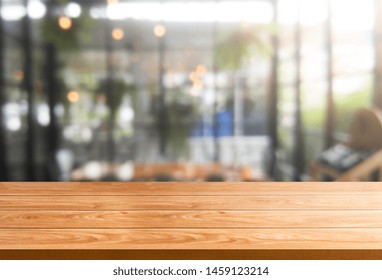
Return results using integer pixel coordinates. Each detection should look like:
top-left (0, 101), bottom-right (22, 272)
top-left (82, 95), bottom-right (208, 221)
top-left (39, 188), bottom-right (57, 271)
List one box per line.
top-left (2, 182), bottom-right (382, 259)
top-left (70, 162), bottom-right (266, 181)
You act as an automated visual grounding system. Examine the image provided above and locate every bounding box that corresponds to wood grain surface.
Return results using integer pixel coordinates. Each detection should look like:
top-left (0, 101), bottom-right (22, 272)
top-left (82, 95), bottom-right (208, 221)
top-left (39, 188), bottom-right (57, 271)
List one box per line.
top-left (1, 182), bottom-right (382, 195)
top-left (2, 182), bottom-right (382, 259)
top-left (2, 210), bottom-right (382, 228)
top-left (1, 228), bottom-right (382, 250)
top-left (2, 195), bottom-right (382, 210)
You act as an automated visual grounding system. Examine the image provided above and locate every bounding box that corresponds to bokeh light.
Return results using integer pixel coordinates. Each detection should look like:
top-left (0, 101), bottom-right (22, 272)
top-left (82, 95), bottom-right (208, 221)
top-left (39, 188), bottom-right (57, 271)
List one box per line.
top-left (58, 16), bottom-right (72, 30)
top-left (67, 91), bottom-right (80, 103)
top-left (112, 28), bottom-right (124, 40)
top-left (154, 25), bottom-right (166, 38)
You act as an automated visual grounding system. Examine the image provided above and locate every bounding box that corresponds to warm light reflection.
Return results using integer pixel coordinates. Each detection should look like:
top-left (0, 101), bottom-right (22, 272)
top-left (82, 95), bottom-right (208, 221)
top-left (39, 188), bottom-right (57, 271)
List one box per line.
top-left (112, 28), bottom-right (124, 40)
top-left (189, 72), bottom-right (198, 82)
top-left (97, 94), bottom-right (106, 103)
top-left (196, 64), bottom-right (207, 76)
top-left (193, 80), bottom-right (204, 90)
top-left (67, 91), bottom-right (80, 103)
top-left (58, 16), bottom-right (72, 30)
top-left (154, 25), bottom-right (166, 38)
top-left (15, 70), bottom-right (24, 81)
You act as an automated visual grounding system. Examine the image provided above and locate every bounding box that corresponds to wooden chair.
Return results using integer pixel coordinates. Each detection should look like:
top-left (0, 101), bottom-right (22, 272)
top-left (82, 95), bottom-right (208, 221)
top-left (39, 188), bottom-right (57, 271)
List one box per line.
top-left (311, 107), bottom-right (382, 181)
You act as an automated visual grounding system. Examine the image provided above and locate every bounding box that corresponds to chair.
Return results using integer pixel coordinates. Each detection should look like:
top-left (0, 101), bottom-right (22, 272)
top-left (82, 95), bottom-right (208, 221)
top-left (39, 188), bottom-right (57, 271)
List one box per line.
top-left (311, 107), bottom-right (382, 181)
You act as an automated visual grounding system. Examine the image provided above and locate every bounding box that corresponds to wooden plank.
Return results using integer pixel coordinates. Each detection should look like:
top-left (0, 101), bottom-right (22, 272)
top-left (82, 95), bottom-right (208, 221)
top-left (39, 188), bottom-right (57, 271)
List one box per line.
top-left (1, 228), bottom-right (382, 249)
top-left (1, 182), bottom-right (382, 195)
top-left (2, 195), bottom-right (382, 210)
top-left (2, 210), bottom-right (382, 228)
top-left (2, 183), bottom-right (382, 256)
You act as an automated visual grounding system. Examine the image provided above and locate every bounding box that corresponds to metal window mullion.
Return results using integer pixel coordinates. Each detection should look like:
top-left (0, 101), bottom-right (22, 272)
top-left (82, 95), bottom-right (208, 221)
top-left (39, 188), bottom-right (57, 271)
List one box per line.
top-left (0, 0), bottom-right (9, 181)
top-left (373, 0), bottom-right (382, 108)
top-left (292, 0), bottom-right (304, 181)
top-left (324, 0), bottom-right (335, 149)
top-left (268, 0), bottom-right (280, 178)
top-left (22, 0), bottom-right (37, 180)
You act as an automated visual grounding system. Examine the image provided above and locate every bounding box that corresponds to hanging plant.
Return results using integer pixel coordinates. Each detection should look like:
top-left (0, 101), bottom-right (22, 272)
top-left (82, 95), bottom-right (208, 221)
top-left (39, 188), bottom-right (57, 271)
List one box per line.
top-left (40, 1), bottom-right (95, 52)
top-left (153, 87), bottom-right (199, 157)
top-left (41, 17), bottom-right (79, 51)
top-left (95, 78), bottom-right (138, 121)
top-left (214, 27), bottom-right (272, 71)
top-left (167, 100), bottom-right (198, 156)
top-left (39, 1), bottom-right (96, 124)
top-left (213, 26), bottom-right (272, 127)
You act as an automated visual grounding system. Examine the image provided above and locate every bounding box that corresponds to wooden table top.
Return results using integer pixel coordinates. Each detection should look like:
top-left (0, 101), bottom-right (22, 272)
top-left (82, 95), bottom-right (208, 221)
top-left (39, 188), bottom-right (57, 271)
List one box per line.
top-left (2, 182), bottom-right (382, 259)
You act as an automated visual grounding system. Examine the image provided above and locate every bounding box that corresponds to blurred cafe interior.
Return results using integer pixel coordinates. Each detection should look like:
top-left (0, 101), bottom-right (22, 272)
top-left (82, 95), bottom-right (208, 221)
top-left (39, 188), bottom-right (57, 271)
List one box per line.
top-left (1, 0), bottom-right (382, 182)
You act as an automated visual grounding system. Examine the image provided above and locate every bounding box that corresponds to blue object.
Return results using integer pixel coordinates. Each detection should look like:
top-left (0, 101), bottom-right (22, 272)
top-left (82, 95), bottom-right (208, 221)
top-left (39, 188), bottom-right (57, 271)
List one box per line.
top-left (191, 109), bottom-right (233, 138)
top-left (191, 120), bottom-right (214, 137)
top-left (215, 109), bottom-right (233, 137)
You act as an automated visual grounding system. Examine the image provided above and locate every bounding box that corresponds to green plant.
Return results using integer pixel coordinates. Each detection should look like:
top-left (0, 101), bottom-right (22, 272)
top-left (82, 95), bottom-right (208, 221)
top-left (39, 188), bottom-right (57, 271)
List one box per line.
top-left (167, 88), bottom-right (199, 156)
top-left (39, 1), bottom-right (96, 122)
top-left (40, 2), bottom-right (95, 52)
top-left (150, 87), bottom-right (199, 157)
top-left (334, 89), bottom-right (371, 132)
top-left (214, 27), bottom-right (271, 71)
top-left (213, 26), bottom-right (271, 139)
top-left (96, 78), bottom-right (138, 120)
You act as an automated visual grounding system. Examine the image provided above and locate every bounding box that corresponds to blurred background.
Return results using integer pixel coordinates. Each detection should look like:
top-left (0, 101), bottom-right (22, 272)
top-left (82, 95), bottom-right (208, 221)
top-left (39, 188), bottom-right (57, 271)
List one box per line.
top-left (0, 0), bottom-right (381, 182)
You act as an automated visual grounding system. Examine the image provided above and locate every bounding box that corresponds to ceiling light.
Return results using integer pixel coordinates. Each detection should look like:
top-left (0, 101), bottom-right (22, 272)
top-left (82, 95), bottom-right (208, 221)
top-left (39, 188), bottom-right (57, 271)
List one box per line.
top-left (28, 1), bottom-right (46, 19)
top-left (65, 2), bottom-right (82, 18)
top-left (101, 1), bottom-right (272, 23)
top-left (1, 5), bottom-right (26, 21)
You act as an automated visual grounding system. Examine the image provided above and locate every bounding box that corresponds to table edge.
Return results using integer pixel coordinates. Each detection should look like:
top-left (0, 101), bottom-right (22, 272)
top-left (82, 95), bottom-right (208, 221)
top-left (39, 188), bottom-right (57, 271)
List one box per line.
top-left (1, 250), bottom-right (382, 260)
